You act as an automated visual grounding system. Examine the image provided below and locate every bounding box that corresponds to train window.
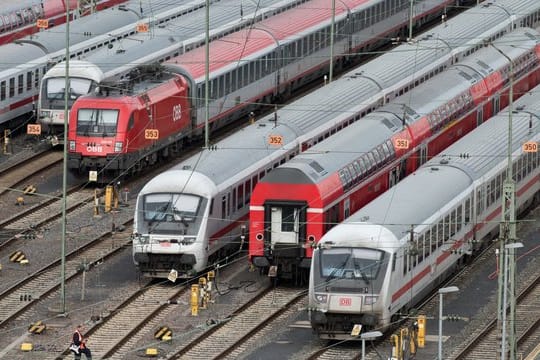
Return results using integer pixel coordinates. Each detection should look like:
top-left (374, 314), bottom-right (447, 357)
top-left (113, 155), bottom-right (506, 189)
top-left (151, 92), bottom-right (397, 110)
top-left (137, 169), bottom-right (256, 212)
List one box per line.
top-left (352, 161), bottom-right (362, 179)
top-left (367, 152), bottom-right (377, 168)
top-left (24, 72), bottom-right (32, 91)
top-left (437, 221), bottom-right (444, 247)
top-left (227, 192), bottom-right (231, 217)
top-left (450, 209), bottom-right (456, 237)
top-left (245, 179), bottom-right (251, 205)
top-left (237, 184), bottom-right (243, 210)
top-left (9, 78), bottom-right (15, 98)
top-left (0, 81), bottom-right (5, 101)
top-left (17, 74), bottom-right (24, 94)
top-left (209, 199), bottom-right (214, 216)
top-left (249, 61), bottom-right (255, 82)
top-left (430, 226), bottom-right (436, 252)
top-left (348, 164), bottom-right (357, 182)
top-left (232, 188), bottom-right (237, 212)
top-left (221, 196), bottom-right (226, 219)
top-left (456, 205), bottom-right (462, 233)
top-left (225, 72), bottom-right (231, 94)
top-left (444, 215), bottom-right (450, 242)
top-left (424, 228), bottom-right (431, 257)
top-left (128, 115), bottom-right (135, 130)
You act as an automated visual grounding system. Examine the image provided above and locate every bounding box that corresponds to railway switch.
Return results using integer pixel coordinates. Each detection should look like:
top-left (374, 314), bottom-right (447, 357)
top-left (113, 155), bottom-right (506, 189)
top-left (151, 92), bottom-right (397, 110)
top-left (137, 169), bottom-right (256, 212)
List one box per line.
top-left (28, 321), bottom-right (46, 334)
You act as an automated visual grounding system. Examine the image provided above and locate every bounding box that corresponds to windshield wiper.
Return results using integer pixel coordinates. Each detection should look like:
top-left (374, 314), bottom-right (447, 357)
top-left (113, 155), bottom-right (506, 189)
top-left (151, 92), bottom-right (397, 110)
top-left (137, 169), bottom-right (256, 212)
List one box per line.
top-left (325, 254), bottom-right (350, 290)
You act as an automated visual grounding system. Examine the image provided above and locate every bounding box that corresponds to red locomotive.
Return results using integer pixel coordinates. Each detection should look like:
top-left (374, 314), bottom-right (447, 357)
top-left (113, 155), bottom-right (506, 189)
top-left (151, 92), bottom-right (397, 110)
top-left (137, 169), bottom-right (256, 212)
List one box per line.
top-left (67, 67), bottom-right (190, 181)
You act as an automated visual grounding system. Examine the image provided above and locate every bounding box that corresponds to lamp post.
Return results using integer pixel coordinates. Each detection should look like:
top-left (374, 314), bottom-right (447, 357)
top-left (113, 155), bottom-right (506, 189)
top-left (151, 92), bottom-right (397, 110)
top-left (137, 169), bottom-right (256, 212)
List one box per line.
top-left (438, 286), bottom-right (459, 360)
top-left (501, 242), bottom-right (523, 360)
top-left (361, 330), bottom-right (383, 360)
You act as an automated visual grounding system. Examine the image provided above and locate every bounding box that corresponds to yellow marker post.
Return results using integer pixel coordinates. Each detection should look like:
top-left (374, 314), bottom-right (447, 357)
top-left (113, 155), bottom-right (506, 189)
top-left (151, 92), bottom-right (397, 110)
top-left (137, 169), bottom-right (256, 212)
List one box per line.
top-left (105, 185), bottom-right (113, 213)
top-left (191, 284), bottom-right (199, 316)
top-left (417, 315), bottom-right (426, 348)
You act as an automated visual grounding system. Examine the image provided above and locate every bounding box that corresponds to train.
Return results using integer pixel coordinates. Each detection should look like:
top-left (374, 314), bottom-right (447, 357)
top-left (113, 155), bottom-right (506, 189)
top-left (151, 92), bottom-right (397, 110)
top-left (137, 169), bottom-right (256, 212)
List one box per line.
top-left (307, 84), bottom-right (540, 339)
top-left (66, 0), bottom-right (462, 182)
top-left (129, 0), bottom-right (540, 279)
top-left (248, 27), bottom-right (540, 282)
top-left (0, 0), bottom-right (128, 45)
top-left (37, 0), bottom-right (318, 139)
top-left (0, 0), bottom-right (196, 128)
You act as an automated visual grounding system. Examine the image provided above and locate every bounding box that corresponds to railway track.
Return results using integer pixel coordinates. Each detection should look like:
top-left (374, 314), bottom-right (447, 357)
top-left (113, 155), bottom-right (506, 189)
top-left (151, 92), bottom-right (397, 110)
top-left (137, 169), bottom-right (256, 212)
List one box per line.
top-left (0, 220), bottom-right (132, 328)
top-left (0, 150), bottom-right (61, 197)
top-left (169, 286), bottom-right (305, 359)
top-left (451, 273), bottom-right (540, 359)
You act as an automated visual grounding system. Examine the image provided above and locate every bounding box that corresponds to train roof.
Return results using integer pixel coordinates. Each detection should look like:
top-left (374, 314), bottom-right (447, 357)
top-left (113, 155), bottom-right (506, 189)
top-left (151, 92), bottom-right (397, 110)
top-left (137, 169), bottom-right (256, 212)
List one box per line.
top-left (165, 0), bottom-right (372, 79)
top-left (349, 85), bottom-right (540, 240)
top-left (57, 0), bottom-right (304, 80)
top-left (247, 0), bottom-right (540, 154)
top-left (168, 118), bottom-right (304, 189)
top-left (0, 0), bottom-right (184, 72)
top-left (261, 28), bottom-right (539, 184)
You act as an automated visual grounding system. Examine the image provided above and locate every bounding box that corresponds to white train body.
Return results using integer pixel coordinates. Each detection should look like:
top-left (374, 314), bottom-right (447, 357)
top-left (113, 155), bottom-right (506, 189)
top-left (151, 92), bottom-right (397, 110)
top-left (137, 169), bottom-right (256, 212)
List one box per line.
top-left (308, 89), bottom-right (540, 339)
top-left (0, 0), bottom-right (200, 127)
top-left (133, 0), bottom-right (540, 279)
top-left (133, 119), bottom-right (304, 278)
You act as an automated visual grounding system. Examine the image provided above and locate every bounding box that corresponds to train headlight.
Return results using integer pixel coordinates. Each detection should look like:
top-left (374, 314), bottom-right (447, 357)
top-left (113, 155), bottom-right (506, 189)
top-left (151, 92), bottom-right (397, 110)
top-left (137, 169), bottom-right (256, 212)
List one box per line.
top-left (132, 233), bottom-right (149, 244)
top-left (314, 293), bottom-right (328, 304)
top-left (364, 296), bottom-right (378, 305)
top-left (69, 140), bottom-right (76, 151)
top-left (180, 237), bottom-right (196, 245)
top-left (114, 141), bottom-right (123, 153)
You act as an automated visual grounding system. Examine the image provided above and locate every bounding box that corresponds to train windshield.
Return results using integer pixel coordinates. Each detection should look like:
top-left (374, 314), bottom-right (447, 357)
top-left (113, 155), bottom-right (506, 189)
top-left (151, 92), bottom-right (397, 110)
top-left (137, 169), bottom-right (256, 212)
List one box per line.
top-left (313, 247), bottom-right (387, 292)
top-left (76, 108), bottom-right (119, 136)
top-left (144, 193), bottom-right (201, 223)
top-left (43, 77), bottom-right (93, 109)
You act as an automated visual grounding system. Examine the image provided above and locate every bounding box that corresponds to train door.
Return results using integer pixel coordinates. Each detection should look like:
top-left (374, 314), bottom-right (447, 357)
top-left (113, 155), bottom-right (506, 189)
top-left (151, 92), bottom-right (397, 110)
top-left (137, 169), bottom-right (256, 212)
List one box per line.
top-left (492, 94), bottom-right (500, 115)
top-left (476, 107), bottom-right (483, 126)
top-left (265, 201), bottom-right (306, 248)
top-left (417, 143), bottom-right (428, 168)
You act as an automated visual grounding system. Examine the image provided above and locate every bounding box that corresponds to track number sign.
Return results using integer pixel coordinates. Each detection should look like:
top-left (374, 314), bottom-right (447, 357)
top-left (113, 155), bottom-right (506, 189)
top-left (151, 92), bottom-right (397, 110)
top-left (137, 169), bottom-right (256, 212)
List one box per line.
top-left (136, 23), bottom-right (149, 32)
top-left (27, 124), bottom-right (41, 135)
top-left (523, 141), bottom-right (538, 153)
top-left (36, 19), bottom-right (49, 29)
top-left (394, 138), bottom-right (409, 149)
top-left (268, 135), bottom-right (283, 146)
top-left (145, 129), bottom-right (159, 139)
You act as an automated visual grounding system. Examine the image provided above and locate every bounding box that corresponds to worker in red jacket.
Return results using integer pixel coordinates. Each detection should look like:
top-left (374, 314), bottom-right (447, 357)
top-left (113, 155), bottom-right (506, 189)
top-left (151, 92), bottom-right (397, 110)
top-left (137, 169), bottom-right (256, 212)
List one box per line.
top-left (70, 324), bottom-right (92, 359)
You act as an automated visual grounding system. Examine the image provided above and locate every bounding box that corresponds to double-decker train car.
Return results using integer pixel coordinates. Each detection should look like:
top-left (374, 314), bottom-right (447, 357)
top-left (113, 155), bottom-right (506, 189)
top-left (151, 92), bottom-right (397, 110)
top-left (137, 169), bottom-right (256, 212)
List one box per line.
top-left (0, 0), bottom-right (128, 45)
top-left (0, 0), bottom-right (195, 128)
top-left (248, 27), bottom-right (540, 282)
top-left (129, 0), bottom-right (540, 279)
top-left (307, 86), bottom-right (540, 339)
top-left (66, 0), bottom-right (464, 181)
top-left (37, 0), bottom-right (314, 139)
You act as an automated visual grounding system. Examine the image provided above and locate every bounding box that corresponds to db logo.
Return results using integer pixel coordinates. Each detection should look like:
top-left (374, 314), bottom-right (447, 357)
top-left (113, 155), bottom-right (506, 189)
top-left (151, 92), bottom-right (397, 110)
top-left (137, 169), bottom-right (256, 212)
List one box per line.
top-left (339, 297), bottom-right (352, 306)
